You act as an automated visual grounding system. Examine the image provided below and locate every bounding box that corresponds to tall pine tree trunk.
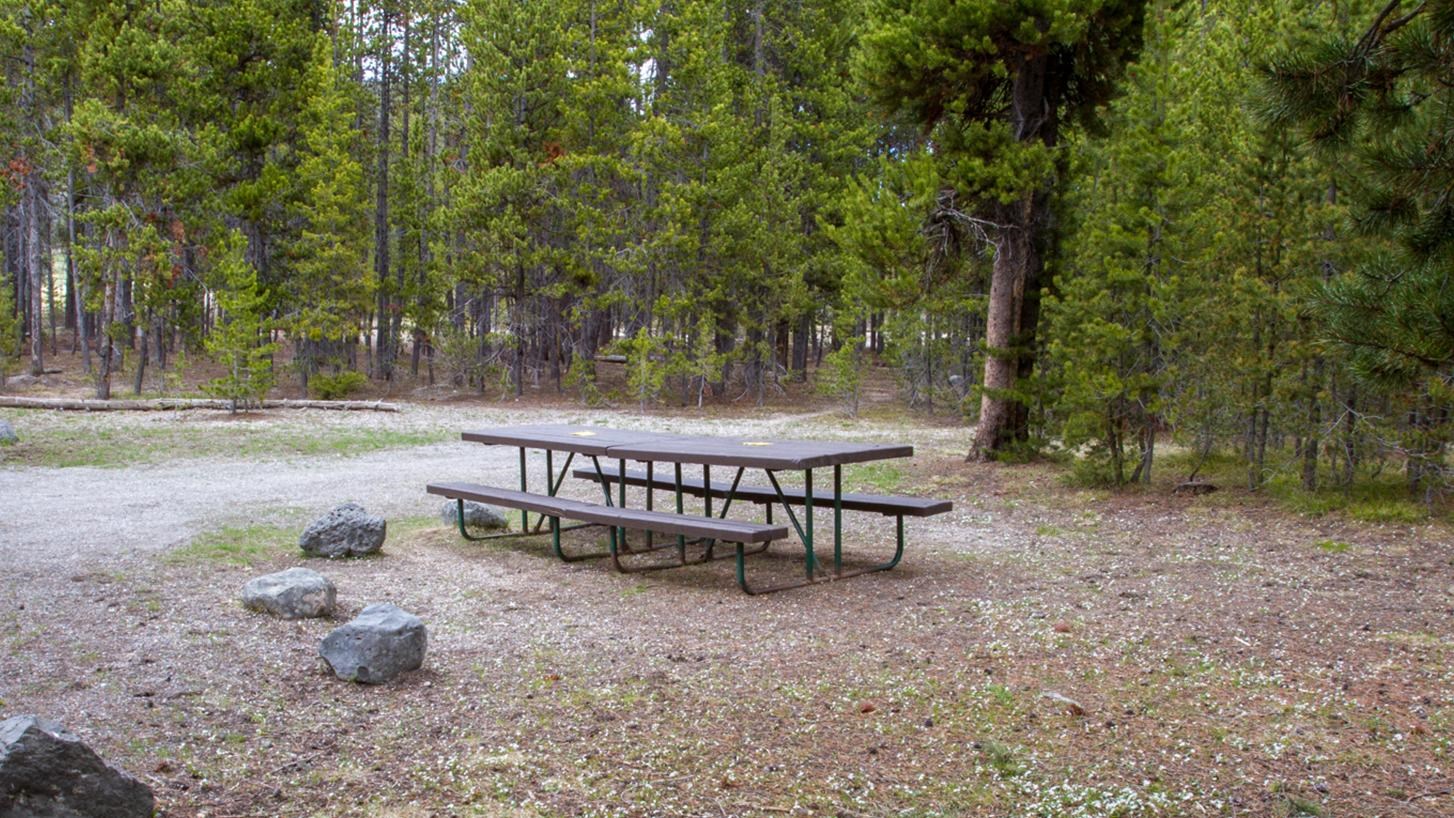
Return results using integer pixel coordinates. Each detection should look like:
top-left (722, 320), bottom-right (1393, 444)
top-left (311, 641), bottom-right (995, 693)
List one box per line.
top-left (25, 175), bottom-right (44, 377)
top-left (970, 52), bottom-right (1054, 460)
top-left (374, 6), bottom-right (394, 380)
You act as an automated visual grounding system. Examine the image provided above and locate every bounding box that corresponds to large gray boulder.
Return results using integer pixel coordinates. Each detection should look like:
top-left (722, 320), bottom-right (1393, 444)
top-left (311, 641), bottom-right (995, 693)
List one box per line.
top-left (320, 603), bottom-right (426, 684)
top-left (242, 567), bottom-right (336, 619)
top-left (440, 499), bottom-right (508, 531)
top-left (0, 715), bottom-right (155, 818)
top-left (299, 503), bottom-right (386, 558)
top-left (0, 420), bottom-right (15, 446)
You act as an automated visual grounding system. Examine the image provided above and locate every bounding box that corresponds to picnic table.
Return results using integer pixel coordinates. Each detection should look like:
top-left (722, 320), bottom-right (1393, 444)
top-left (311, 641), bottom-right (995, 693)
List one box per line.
top-left (426, 424), bottom-right (951, 593)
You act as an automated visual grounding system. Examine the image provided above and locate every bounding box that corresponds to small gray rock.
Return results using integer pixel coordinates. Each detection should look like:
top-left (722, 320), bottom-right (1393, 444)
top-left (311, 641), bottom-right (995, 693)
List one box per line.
top-left (320, 603), bottom-right (426, 684)
top-left (242, 567), bottom-right (336, 619)
top-left (299, 503), bottom-right (386, 558)
top-left (440, 499), bottom-right (509, 531)
top-left (0, 420), bottom-right (15, 446)
top-left (0, 715), bottom-right (155, 818)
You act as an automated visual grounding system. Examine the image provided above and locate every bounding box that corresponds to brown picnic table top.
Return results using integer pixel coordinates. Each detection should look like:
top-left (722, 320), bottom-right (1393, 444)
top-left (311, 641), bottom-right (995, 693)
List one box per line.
top-left (460, 423), bottom-right (913, 470)
top-left (460, 424), bottom-right (681, 456)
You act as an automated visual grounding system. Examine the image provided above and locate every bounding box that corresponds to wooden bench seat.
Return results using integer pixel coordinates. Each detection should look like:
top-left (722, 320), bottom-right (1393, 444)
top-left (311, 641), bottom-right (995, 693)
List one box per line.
top-left (425, 482), bottom-right (787, 543)
top-left (572, 464), bottom-right (953, 518)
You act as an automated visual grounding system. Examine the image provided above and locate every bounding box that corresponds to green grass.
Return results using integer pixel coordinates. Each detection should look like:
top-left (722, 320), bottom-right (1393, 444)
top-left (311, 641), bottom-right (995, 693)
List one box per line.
top-left (978, 740), bottom-right (1022, 779)
top-left (1155, 448), bottom-right (1443, 523)
top-left (165, 524), bottom-right (294, 567)
top-left (1268, 475), bottom-right (1432, 523)
top-left (1314, 539), bottom-right (1352, 554)
top-left (844, 460), bottom-right (905, 493)
top-left (7, 422), bottom-right (448, 468)
top-left (167, 514), bottom-right (442, 568)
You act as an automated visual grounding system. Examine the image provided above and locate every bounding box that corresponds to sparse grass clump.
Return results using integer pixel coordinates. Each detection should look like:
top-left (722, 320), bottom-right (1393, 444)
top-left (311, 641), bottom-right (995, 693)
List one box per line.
top-left (166, 524), bottom-right (294, 566)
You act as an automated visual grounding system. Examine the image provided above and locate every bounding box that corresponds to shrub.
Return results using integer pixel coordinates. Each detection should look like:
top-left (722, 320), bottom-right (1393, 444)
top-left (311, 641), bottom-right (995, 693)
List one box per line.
top-left (309, 370), bottom-right (368, 400)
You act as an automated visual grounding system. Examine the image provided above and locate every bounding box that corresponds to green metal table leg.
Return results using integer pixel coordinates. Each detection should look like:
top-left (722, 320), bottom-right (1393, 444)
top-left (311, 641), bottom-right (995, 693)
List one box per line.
top-left (833, 464), bottom-right (843, 576)
top-left (518, 447), bottom-right (529, 532)
top-left (675, 462), bottom-right (686, 561)
top-left (589, 456), bottom-right (614, 505)
top-left (455, 498), bottom-right (476, 540)
top-left (804, 468), bottom-right (815, 579)
top-left (617, 458), bottom-right (628, 550)
top-left (645, 461), bottom-right (655, 550)
top-left (702, 464), bottom-right (714, 559)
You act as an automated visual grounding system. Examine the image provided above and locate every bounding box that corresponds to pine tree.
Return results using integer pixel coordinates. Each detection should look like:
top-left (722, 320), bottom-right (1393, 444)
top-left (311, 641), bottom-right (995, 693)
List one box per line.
top-left (857, 0), bottom-right (1148, 459)
top-left (1263, 0), bottom-right (1454, 497)
top-left (203, 231), bottom-right (276, 412)
top-left (0, 274), bottom-right (19, 387)
top-left (287, 33), bottom-right (373, 387)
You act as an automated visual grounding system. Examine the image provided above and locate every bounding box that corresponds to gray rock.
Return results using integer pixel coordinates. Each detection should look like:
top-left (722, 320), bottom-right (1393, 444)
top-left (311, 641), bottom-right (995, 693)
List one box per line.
top-left (0, 420), bottom-right (15, 446)
top-left (0, 715), bottom-right (155, 818)
top-left (299, 503), bottom-right (386, 558)
top-left (440, 499), bottom-right (509, 531)
top-left (242, 567), bottom-right (336, 619)
top-left (320, 603), bottom-right (426, 684)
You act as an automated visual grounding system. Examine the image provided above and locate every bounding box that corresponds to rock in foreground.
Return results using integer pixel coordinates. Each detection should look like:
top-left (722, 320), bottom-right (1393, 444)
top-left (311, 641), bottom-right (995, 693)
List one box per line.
top-left (440, 499), bottom-right (508, 531)
top-left (0, 715), bottom-right (155, 818)
top-left (320, 603), bottom-right (426, 684)
top-left (299, 503), bottom-right (386, 558)
top-left (242, 567), bottom-right (336, 619)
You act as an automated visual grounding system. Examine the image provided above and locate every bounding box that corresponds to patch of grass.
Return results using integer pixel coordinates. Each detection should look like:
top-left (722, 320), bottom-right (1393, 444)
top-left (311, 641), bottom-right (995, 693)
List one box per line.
top-left (387, 515), bottom-right (444, 541)
top-left (165, 524), bottom-right (293, 566)
top-left (10, 422), bottom-right (448, 469)
top-left (1346, 499), bottom-right (1426, 523)
top-left (1155, 448), bottom-right (1442, 522)
top-left (1268, 474), bottom-right (1431, 523)
top-left (1276, 794), bottom-right (1324, 816)
top-left (844, 461), bottom-right (905, 493)
top-left (978, 739), bottom-right (1022, 778)
top-left (1035, 524), bottom-right (1063, 537)
top-left (1315, 539), bottom-right (1352, 554)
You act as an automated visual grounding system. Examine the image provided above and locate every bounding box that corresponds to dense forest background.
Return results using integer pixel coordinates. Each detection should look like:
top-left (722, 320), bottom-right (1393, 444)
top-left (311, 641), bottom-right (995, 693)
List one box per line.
top-left (1, 0), bottom-right (1450, 505)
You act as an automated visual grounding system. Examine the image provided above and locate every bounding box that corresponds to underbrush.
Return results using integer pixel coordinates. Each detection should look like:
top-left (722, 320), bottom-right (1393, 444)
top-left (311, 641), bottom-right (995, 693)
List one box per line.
top-left (1067, 447), bottom-right (1450, 524)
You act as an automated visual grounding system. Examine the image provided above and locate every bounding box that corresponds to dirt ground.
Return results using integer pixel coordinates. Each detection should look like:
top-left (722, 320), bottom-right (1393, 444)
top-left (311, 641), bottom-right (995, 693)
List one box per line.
top-left (2, 373), bottom-right (1452, 817)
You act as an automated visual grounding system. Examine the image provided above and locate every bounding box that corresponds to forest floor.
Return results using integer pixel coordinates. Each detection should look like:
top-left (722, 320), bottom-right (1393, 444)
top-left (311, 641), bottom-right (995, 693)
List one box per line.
top-left (1, 358), bottom-right (1453, 817)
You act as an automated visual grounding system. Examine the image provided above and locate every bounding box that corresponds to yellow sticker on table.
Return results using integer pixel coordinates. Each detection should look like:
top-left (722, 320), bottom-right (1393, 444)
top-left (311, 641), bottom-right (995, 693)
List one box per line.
top-left (742, 441), bottom-right (773, 447)
top-left (570, 431), bottom-right (598, 437)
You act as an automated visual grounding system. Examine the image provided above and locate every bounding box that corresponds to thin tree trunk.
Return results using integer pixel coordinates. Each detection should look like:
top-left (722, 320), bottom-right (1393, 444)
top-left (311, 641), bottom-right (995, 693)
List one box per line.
top-left (132, 323), bottom-right (149, 395)
top-left (26, 176), bottom-right (44, 377)
top-left (374, 5), bottom-right (394, 380)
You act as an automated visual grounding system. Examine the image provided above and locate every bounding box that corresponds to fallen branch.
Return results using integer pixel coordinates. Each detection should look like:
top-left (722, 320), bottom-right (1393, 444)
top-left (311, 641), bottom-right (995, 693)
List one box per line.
top-left (0, 396), bottom-right (400, 412)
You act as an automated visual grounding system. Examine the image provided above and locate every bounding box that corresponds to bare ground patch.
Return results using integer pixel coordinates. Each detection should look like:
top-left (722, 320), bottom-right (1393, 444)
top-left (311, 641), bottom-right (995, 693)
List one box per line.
top-left (1, 410), bottom-right (1451, 817)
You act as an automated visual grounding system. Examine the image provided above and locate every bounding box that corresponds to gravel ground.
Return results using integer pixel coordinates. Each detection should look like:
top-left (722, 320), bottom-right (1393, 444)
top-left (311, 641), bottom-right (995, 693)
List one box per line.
top-left (2, 402), bottom-right (1451, 818)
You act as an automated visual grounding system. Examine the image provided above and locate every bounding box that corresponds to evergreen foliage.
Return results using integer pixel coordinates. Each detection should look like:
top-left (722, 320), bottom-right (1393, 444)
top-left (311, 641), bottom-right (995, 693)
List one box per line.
top-left (1262, 0), bottom-right (1454, 497)
top-left (203, 231), bottom-right (276, 412)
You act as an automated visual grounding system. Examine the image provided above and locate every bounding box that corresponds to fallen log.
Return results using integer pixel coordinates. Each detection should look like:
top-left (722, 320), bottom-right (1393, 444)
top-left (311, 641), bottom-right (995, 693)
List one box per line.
top-left (0, 397), bottom-right (400, 412)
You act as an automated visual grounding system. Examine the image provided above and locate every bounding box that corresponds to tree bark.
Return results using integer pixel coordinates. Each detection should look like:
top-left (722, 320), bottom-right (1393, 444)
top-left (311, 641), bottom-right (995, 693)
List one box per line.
top-left (374, 4), bottom-right (394, 380)
top-left (969, 51), bottom-right (1053, 460)
top-left (25, 175), bottom-right (44, 377)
